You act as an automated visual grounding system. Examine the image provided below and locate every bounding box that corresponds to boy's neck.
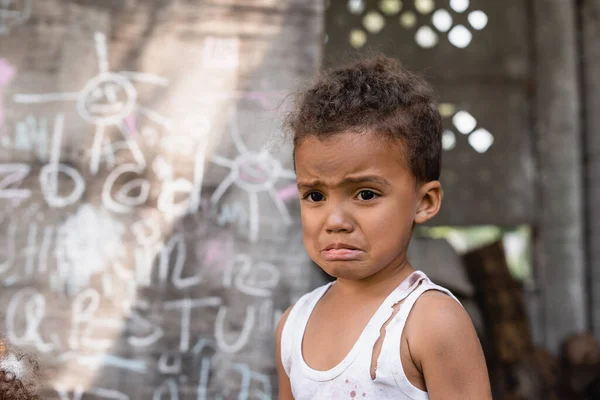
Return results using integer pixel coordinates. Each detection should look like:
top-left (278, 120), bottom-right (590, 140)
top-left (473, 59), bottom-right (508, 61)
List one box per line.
top-left (332, 257), bottom-right (416, 299)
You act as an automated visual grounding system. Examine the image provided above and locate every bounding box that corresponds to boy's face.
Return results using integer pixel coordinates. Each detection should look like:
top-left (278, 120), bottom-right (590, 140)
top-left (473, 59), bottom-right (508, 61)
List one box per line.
top-left (294, 131), bottom-right (441, 281)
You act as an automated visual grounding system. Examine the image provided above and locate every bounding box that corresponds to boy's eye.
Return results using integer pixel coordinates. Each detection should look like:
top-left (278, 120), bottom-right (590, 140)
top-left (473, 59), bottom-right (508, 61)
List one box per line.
top-left (305, 192), bottom-right (325, 202)
top-left (357, 190), bottom-right (377, 201)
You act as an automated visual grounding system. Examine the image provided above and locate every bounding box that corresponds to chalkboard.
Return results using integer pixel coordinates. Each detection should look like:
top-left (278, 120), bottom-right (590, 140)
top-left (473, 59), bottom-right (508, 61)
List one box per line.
top-left (0, 0), bottom-right (323, 398)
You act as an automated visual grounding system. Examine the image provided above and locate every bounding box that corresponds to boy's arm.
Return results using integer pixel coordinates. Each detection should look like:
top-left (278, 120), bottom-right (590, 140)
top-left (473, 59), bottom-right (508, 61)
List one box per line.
top-left (275, 305), bottom-right (295, 400)
top-left (407, 291), bottom-right (493, 400)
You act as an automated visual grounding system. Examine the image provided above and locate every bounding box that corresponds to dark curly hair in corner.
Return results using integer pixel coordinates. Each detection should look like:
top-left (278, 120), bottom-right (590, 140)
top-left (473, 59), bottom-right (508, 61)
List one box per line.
top-left (286, 55), bottom-right (443, 183)
top-left (0, 346), bottom-right (41, 400)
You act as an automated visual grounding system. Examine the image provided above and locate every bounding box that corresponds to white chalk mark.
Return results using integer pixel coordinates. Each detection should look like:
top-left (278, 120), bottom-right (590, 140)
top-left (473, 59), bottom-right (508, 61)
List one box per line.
top-left (160, 234), bottom-right (201, 289)
top-left (210, 154), bottom-right (235, 169)
top-left (248, 192), bottom-right (259, 243)
top-left (0, 163), bottom-right (31, 200)
top-left (0, 218), bottom-right (16, 275)
top-left (6, 288), bottom-right (54, 353)
top-left (229, 109), bottom-right (248, 154)
top-left (189, 145), bottom-right (206, 214)
top-left (88, 387), bottom-right (130, 400)
top-left (13, 92), bottom-right (79, 104)
top-left (153, 379), bottom-right (178, 400)
top-left (24, 222), bottom-right (37, 278)
top-left (77, 73), bottom-right (137, 125)
top-left (38, 225), bottom-right (53, 273)
top-left (215, 305), bottom-right (256, 354)
top-left (210, 173), bottom-right (236, 205)
top-left (259, 299), bottom-right (273, 332)
top-left (119, 71), bottom-right (169, 86)
top-left (118, 122), bottom-right (147, 168)
top-left (70, 288), bottom-right (114, 350)
top-left (102, 163), bottom-right (150, 213)
top-left (128, 311), bottom-right (164, 348)
top-left (55, 385), bottom-right (83, 400)
top-left (39, 164), bottom-right (85, 208)
top-left (102, 273), bottom-right (113, 298)
top-left (131, 219), bottom-right (161, 247)
top-left (216, 202), bottom-right (247, 227)
top-left (163, 297), bottom-right (222, 352)
top-left (158, 352), bottom-right (182, 374)
top-left (136, 105), bottom-right (172, 129)
top-left (158, 178), bottom-right (195, 217)
top-left (39, 114), bottom-right (86, 208)
top-left (267, 188), bottom-right (292, 224)
top-left (223, 254), bottom-right (249, 288)
top-left (94, 32), bottom-right (109, 74)
top-left (226, 255), bottom-right (280, 297)
top-left (56, 352), bottom-right (148, 374)
top-left (90, 124), bottom-right (105, 175)
top-left (277, 168), bottom-right (297, 180)
top-left (196, 357), bottom-right (212, 400)
top-left (202, 36), bottom-right (239, 70)
top-left (49, 113), bottom-right (63, 168)
top-left (0, 0), bottom-right (32, 35)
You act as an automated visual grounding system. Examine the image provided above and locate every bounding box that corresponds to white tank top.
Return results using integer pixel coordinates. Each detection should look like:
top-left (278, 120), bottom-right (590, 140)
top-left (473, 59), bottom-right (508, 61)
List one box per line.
top-left (280, 270), bottom-right (460, 400)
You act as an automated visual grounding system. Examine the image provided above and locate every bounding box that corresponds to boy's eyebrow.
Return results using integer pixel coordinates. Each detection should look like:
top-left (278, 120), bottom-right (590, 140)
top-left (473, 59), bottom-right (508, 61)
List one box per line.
top-left (297, 175), bottom-right (391, 189)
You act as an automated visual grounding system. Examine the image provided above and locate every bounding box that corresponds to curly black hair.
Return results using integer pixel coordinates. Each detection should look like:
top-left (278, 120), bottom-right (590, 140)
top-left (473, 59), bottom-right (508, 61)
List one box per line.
top-left (0, 343), bottom-right (41, 400)
top-left (286, 55), bottom-right (442, 182)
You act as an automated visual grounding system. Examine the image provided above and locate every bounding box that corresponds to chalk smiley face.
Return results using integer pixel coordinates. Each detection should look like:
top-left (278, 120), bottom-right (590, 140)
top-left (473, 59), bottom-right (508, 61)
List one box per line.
top-left (232, 151), bottom-right (282, 192)
top-left (0, 0), bottom-right (32, 34)
top-left (77, 72), bottom-right (137, 125)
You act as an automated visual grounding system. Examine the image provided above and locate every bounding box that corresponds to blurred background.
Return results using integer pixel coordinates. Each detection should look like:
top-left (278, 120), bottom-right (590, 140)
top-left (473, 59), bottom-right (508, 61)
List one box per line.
top-left (0, 0), bottom-right (598, 398)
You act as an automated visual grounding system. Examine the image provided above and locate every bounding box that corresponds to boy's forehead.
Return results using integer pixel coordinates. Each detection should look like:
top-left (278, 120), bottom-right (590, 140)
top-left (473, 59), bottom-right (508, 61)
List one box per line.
top-left (294, 132), bottom-right (409, 176)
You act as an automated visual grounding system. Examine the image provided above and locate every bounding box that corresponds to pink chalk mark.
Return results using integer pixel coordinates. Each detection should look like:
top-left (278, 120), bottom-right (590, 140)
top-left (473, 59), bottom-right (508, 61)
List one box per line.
top-left (124, 113), bottom-right (138, 136)
top-left (203, 237), bottom-right (233, 266)
top-left (0, 59), bottom-right (16, 130)
top-left (0, 59), bottom-right (16, 87)
top-left (204, 240), bottom-right (222, 265)
top-left (277, 183), bottom-right (298, 201)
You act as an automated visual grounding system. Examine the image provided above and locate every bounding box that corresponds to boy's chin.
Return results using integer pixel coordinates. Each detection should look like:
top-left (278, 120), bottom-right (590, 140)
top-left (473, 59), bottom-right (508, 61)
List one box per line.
top-left (317, 261), bottom-right (377, 281)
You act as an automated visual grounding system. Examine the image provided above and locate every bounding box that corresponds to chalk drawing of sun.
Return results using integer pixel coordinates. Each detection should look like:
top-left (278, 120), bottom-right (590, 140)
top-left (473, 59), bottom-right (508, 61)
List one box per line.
top-left (13, 32), bottom-right (171, 174)
top-left (210, 110), bottom-right (296, 243)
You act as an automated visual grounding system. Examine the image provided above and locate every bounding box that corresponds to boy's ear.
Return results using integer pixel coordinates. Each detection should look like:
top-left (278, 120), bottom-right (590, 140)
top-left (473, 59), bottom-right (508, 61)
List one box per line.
top-left (414, 180), bottom-right (442, 224)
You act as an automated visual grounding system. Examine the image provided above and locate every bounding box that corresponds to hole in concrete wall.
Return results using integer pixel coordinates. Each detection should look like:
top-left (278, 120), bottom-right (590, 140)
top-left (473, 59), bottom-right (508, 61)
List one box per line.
top-left (415, 0), bottom-right (435, 15)
top-left (363, 11), bottom-right (386, 34)
top-left (432, 9), bottom-right (453, 32)
top-left (415, 25), bottom-right (438, 48)
top-left (348, 0), bottom-right (366, 15)
top-left (399, 11), bottom-right (417, 28)
top-left (442, 129), bottom-right (457, 151)
top-left (379, 0), bottom-right (402, 15)
top-left (415, 225), bottom-right (532, 281)
top-left (449, 0), bottom-right (469, 13)
top-left (468, 10), bottom-right (488, 30)
top-left (438, 103), bottom-right (456, 117)
top-left (452, 110), bottom-right (477, 134)
top-left (468, 128), bottom-right (494, 153)
top-left (349, 28), bottom-right (367, 48)
top-left (448, 24), bottom-right (472, 47)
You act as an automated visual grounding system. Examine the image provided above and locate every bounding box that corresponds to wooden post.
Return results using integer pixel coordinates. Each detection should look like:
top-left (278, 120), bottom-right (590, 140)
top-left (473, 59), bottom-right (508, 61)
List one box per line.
top-left (582, 0), bottom-right (600, 340)
top-left (463, 241), bottom-right (561, 399)
top-left (533, 0), bottom-right (587, 354)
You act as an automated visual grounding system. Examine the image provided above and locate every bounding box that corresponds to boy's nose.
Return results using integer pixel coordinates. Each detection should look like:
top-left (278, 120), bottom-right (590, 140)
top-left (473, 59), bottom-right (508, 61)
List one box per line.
top-left (324, 207), bottom-right (354, 233)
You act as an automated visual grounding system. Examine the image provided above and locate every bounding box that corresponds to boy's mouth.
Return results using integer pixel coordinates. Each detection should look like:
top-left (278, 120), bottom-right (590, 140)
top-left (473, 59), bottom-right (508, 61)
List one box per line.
top-left (321, 243), bottom-right (364, 261)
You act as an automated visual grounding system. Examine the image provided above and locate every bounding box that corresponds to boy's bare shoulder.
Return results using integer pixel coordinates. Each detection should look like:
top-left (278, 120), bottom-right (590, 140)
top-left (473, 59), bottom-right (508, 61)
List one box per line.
top-left (405, 290), bottom-right (474, 354)
top-left (404, 290), bottom-right (492, 398)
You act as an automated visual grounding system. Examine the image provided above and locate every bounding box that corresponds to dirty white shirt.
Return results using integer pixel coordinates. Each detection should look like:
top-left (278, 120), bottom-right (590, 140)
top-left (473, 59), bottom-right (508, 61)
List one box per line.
top-left (280, 270), bottom-right (460, 400)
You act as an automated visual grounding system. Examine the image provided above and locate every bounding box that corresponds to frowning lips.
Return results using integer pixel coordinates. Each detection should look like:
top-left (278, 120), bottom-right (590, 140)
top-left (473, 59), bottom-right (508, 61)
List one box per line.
top-left (321, 243), bottom-right (364, 261)
top-left (322, 243), bottom-right (361, 251)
